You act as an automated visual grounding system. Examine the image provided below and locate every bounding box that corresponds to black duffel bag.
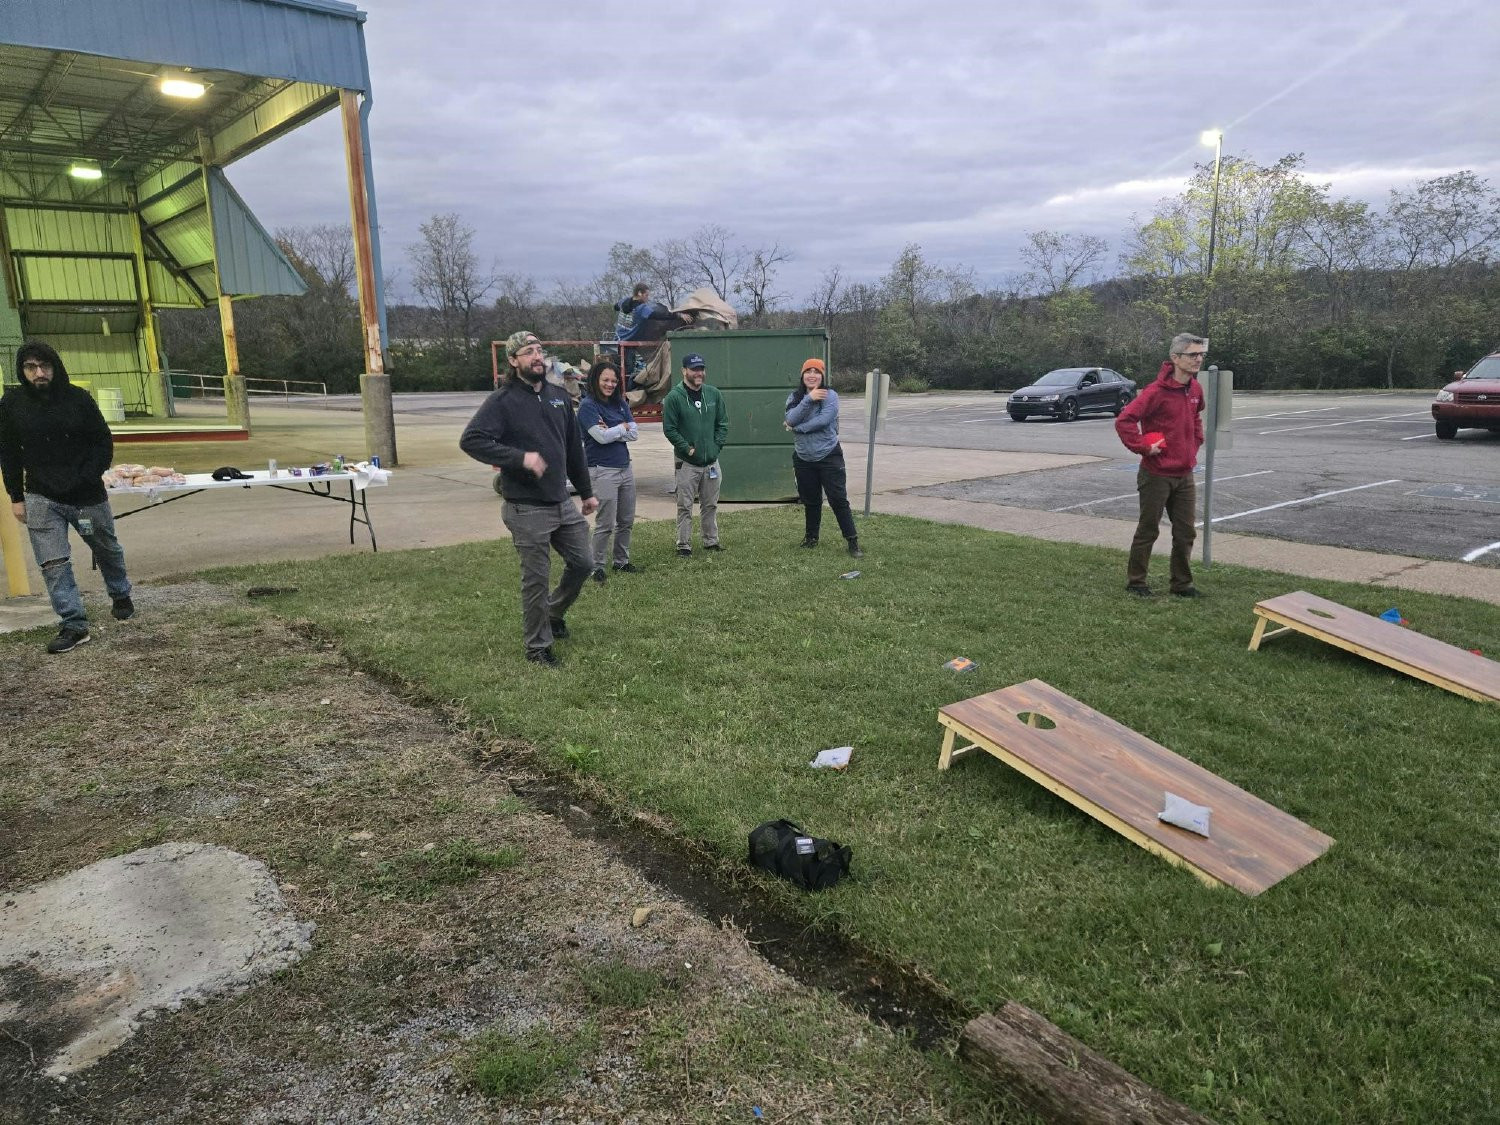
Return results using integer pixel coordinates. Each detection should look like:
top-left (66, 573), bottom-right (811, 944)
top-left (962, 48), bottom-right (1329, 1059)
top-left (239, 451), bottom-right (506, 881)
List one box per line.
top-left (748, 819), bottom-right (852, 891)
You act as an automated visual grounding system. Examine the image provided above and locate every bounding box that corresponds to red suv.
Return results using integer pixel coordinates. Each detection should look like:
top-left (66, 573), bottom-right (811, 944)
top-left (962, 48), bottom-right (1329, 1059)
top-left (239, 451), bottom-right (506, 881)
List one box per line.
top-left (1432, 353), bottom-right (1500, 439)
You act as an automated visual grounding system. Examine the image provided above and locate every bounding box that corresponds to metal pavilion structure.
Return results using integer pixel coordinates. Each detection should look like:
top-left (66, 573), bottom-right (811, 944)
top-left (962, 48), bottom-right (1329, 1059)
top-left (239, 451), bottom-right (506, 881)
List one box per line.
top-left (0, 0), bottom-right (394, 462)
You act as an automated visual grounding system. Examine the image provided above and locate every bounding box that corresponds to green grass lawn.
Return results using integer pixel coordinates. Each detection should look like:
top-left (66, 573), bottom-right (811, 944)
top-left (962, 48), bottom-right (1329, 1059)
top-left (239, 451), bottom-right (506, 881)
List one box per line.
top-left (212, 508), bottom-right (1499, 1123)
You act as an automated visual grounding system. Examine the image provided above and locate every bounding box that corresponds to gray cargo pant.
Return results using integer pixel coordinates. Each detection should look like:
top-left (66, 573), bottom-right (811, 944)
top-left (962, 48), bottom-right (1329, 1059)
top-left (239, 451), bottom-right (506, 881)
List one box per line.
top-left (588, 465), bottom-right (636, 568)
top-left (500, 499), bottom-right (593, 655)
top-left (675, 462), bottom-right (721, 550)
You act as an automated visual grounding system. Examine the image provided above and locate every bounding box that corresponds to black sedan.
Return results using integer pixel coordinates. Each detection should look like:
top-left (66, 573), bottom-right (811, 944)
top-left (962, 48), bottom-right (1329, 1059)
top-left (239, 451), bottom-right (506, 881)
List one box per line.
top-left (1007, 367), bottom-right (1135, 422)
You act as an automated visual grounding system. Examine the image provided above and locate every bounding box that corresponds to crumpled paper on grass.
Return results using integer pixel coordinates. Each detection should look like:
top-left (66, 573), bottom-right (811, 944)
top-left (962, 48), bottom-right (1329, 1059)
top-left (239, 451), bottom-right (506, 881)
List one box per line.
top-left (809, 746), bottom-right (853, 770)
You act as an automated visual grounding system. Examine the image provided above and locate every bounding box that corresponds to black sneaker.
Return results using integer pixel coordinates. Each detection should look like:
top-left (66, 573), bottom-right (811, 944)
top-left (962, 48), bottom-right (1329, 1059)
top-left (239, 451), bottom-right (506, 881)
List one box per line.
top-left (591, 568), bottom-right (606, 585)
top-left (847, 539), bottom-right (864, 559)
top-left (1125, 585), bottom-right (1153, 598)
top-left (111, 596), bottom-right (135, 621)
top-left (549, 618), bottom-right (570, 640)
top-left (1171, 587), bottom-right (1204, 598)
top-left (613, 562), bottom-right (643, 574)
top-left (799, 538), bottom-right (818, 549)
top-left (47, 626), bottom-right (91, 654)
top-left (676, 548), bottom-right (692, 558)
top-left (704, 543), bottom-right (724, 552)
top-left (526, 647), bottom-right (561, 667)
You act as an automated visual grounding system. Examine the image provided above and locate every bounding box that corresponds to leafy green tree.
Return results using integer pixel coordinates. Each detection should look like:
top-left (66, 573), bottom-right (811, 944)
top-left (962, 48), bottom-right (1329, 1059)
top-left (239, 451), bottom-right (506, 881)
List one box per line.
top-left (1374, 172), bottom-right (1500, 386)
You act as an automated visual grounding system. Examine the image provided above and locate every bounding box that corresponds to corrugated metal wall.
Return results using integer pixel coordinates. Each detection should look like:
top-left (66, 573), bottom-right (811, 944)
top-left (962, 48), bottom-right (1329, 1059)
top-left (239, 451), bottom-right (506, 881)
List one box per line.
top-left (208, 170), bottom-right (306, 297)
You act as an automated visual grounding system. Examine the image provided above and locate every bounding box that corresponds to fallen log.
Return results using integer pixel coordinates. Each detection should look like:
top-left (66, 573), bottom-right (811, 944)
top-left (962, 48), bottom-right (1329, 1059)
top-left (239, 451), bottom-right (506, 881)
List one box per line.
top-left (959, 1003), bottom-right (1214, 1125)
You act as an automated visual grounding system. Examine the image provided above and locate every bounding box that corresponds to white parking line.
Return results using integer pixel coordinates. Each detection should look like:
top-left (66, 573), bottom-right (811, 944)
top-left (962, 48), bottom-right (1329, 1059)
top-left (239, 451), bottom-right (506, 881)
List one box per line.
top-left (1051, 470), bottom-right (1274, 512)
top-left (1400, 432), bottom-right (1436, 441)
top-left (1256, 413), bottom-right (1427, 435)
top-left (1236, 407), bottom-right (1338, 421)
top-left (1199, 479), bottom-right (1401, 525)
top-left (1463, 542), bottom-right (1500, 562)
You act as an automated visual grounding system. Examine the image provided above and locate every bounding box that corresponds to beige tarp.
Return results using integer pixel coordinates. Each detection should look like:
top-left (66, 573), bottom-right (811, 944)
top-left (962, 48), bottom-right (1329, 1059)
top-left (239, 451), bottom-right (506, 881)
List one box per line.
top-left (623, 287), bottom-right (739, 406)
top-left (673, 287), bottom-right (739, 330)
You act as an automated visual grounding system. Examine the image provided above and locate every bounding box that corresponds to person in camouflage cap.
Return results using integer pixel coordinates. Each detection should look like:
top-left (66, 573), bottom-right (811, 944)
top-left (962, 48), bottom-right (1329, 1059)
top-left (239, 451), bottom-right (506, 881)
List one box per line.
top-left (503, 331), bottom-right (541, 366)
top-left (460, 330), bottom-right (598, 666)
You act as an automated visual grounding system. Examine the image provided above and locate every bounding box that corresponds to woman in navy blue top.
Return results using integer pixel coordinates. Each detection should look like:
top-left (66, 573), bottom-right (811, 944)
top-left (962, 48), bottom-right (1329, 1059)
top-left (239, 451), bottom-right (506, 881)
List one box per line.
top-left (577, 358), bottom-right (642, 582)
top-left (784, 357), bottom-right (862, 558)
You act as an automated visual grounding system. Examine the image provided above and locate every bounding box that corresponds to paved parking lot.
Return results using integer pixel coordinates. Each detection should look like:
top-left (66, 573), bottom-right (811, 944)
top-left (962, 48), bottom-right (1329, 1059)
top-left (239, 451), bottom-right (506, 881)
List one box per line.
top-left (848, 392), bottom-right (1500, 568)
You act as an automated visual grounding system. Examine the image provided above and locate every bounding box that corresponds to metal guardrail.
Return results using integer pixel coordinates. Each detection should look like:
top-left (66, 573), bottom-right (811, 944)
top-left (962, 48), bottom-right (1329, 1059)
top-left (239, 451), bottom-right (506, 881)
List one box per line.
top-left (170, 372), bottom-right (328, 404)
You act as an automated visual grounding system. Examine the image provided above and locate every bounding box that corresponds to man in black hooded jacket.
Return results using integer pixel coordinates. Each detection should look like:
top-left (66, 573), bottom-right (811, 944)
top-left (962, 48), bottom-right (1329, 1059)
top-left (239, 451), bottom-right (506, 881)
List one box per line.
top-left (0, 341), bottom-right (134, 653)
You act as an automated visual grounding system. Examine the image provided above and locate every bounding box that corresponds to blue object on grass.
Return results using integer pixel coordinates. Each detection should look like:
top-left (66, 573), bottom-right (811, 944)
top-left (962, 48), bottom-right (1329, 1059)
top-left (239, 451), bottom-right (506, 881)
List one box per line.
top-left (1379, 608), bottom-right (1402, 623)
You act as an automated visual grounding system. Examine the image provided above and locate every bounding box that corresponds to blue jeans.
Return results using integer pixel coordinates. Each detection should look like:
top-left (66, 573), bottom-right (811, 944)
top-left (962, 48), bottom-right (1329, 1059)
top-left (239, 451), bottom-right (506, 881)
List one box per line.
top-left (24, 494), bottom-right (132, 629)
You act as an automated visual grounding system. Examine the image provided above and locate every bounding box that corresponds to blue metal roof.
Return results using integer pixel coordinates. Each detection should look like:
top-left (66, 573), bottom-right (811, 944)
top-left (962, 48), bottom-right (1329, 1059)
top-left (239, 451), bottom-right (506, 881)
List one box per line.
top-left (3, 0), bottom-right (370, 91)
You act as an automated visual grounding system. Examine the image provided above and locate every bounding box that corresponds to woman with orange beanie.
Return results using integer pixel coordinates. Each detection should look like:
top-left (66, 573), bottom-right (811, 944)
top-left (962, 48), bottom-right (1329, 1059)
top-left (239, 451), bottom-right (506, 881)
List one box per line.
top-left (784, 357), bottom-right (862, 558)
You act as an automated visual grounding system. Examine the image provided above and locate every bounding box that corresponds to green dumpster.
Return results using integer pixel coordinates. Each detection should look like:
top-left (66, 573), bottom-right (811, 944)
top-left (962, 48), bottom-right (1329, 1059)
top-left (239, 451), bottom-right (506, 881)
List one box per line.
top-left (665, 328), bottom-right (829, 502)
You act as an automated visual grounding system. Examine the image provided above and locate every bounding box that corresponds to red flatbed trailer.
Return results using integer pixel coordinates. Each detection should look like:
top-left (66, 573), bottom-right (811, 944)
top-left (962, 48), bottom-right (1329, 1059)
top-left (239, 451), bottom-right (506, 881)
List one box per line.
top-left (489, 338), bottom-right (665, 422)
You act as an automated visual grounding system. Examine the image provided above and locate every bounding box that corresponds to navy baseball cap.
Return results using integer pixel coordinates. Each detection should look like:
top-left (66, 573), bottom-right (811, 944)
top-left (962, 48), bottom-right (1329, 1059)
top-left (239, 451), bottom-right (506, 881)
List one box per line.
top-left (682, 353), bottom-right (706, 369)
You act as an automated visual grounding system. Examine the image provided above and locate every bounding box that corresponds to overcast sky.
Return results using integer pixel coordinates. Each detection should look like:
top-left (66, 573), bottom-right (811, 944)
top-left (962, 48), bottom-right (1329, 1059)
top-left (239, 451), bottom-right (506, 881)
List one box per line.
top-left (231, 0), bottom-right (1499, 305)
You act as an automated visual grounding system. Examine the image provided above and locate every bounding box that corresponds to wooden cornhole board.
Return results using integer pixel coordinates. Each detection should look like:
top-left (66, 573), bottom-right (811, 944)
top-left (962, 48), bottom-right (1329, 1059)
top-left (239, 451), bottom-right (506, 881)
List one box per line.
top-left (1250, 591), bottom-right (1500, 704)
top-left (937, 680), bottom-right (1333, 895)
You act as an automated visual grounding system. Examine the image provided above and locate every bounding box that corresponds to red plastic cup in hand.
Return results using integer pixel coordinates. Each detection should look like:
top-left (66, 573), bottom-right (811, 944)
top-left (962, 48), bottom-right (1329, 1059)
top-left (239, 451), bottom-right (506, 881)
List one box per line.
top-left (1143, 431), bottom-right (1167, 453)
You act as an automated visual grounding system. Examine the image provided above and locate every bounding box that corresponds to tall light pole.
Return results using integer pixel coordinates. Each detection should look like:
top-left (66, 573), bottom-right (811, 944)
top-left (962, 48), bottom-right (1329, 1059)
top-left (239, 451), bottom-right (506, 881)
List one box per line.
top-left (1200, 128), bottom-right (1223, 337)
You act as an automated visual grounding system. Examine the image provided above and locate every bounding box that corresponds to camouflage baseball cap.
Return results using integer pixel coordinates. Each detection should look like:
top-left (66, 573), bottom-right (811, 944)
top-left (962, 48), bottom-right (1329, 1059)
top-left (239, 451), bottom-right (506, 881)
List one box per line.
top-left (505, 330), bottom-right (541, 359)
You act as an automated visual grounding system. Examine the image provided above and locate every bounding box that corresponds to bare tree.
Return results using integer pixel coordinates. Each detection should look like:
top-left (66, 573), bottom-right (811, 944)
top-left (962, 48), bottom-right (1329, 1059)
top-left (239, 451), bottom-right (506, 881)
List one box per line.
top-left (408, 213), bottom-right (497, 351)
top-left (735, 243), bottom-right (792, 320)
top-left (685, 224), bottom-right (746, 300)
top-left (495, 273), bottom-right (539, 319)
top-left (808, 264), bottom-right (847, 325)
top-left (547, 279), bottom-right (608, 340)
top-left (603, 239), bottom-right (693, 306)
top-left (276, 223), bottom-right (357, 295)
top-left (269, 224), bottom-right (362, 383)
top-left (1019, 230), bottom-right (1109, 295)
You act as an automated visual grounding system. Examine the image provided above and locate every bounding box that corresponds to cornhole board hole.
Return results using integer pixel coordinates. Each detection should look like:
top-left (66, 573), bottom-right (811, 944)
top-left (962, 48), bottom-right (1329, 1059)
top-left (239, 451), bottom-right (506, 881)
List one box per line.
top-left (937, 680), bottom-right (1333, 895)
top-left (1249, 591), bottom-right (1500, 704)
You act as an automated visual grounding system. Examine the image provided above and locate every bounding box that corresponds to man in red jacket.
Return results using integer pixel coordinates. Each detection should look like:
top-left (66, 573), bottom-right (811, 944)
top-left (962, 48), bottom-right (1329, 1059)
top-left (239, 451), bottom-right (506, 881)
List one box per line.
top-left (1114, 333), bottom-right (1208, 597)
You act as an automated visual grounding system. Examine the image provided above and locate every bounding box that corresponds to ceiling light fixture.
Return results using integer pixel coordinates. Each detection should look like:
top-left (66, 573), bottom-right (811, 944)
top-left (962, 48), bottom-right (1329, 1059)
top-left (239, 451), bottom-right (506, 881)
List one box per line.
top-left (160, 69), bottom-right (207, 99)
top-left (69, 163), bottom-right (103, 180)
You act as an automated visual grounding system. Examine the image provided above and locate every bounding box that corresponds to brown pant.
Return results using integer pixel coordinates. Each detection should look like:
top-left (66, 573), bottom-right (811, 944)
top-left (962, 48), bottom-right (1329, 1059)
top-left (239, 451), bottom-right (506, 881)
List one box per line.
top-left (1127, 468), bottom-right (1196, 592)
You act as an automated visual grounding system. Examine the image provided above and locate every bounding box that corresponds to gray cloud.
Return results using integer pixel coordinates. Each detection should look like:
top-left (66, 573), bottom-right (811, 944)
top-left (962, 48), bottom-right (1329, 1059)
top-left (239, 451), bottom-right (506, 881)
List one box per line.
top-left (232, 0), bottom-right (1500, 303)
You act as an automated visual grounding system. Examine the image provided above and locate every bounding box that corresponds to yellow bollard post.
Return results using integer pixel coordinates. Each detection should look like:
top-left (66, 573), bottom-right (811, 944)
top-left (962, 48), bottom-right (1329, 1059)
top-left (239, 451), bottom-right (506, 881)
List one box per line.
top-left (0, 500), bottom-right (33, 597)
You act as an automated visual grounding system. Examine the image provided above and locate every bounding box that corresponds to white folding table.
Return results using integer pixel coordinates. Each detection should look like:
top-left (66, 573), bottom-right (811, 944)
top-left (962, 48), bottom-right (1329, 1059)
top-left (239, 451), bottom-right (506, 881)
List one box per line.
top-left (109, 467), bottom-right (391, 551)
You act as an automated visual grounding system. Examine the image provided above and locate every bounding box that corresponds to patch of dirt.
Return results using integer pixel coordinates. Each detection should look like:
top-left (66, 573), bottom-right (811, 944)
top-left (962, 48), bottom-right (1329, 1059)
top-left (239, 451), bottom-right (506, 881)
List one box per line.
top-left (0, 589), bottom-right (1014, 1123)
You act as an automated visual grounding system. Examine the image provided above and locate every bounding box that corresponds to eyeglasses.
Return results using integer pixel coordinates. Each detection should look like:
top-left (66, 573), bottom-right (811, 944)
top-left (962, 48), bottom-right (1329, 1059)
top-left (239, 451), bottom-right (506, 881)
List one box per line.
top-left (22, 361), bottom-right (52, 372)
top-left (1177, 350), bottom-right (1208, 359)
